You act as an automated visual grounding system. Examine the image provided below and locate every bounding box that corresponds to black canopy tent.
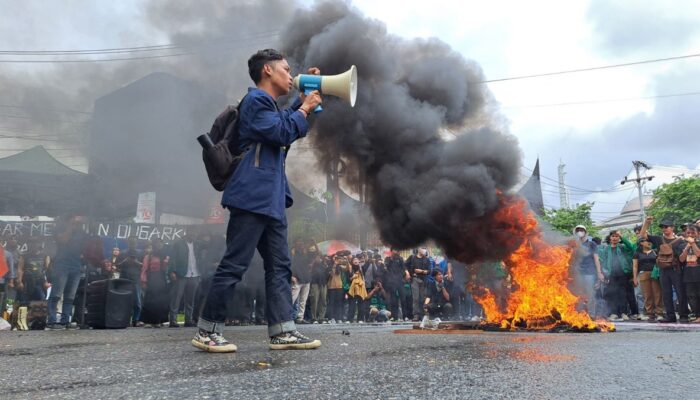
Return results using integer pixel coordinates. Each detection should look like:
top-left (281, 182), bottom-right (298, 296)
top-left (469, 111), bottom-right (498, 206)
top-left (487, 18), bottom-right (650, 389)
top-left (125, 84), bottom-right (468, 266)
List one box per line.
top-left (0, 146), bottom-right (93, 216)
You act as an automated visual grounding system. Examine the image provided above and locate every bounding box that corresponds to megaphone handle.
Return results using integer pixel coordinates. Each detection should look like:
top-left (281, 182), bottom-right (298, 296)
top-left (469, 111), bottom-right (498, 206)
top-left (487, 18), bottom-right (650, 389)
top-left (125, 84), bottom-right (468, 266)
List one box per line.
top-left (305, 89), bottom-right (323, 113)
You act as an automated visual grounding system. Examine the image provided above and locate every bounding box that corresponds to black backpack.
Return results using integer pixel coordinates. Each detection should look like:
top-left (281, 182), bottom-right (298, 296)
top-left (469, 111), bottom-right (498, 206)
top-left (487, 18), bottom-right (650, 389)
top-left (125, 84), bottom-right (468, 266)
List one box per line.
top-left (199, 97), bottom-right (248, 191)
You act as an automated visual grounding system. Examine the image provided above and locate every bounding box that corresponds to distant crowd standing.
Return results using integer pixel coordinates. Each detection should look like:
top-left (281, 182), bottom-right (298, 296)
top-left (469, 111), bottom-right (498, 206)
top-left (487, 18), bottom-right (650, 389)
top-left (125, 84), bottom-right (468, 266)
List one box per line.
top-left (0, 217), bottom-right (503, 331)
top-left (571, 216), bottom-right (700, 323)
top-left (4, 214), bottom-right (698, 330)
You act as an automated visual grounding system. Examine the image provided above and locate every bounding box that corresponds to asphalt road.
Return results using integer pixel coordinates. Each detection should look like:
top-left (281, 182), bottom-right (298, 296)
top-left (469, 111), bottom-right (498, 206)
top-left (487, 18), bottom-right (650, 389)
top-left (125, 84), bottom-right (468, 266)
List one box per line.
top-left (1, 322), bottom-right (698, 399)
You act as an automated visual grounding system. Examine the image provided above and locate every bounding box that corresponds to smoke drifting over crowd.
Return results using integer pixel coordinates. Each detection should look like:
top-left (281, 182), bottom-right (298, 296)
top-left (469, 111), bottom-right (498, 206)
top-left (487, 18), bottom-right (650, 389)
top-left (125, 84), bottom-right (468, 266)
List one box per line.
top-left (3, 0), bottom-right (527, 262)
top-left (281, 2), bottom-right (525, 262)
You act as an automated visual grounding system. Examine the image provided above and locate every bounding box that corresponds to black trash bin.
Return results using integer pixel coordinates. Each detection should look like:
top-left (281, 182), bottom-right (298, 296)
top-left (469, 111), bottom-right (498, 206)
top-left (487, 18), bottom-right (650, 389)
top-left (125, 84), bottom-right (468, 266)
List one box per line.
top-left (86, 279), bottom-right (134, 329)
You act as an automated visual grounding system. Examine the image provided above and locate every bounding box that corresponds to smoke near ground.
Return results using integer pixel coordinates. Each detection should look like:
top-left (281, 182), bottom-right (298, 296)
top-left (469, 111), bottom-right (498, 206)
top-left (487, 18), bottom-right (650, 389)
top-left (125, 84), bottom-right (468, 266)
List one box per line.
top-left (281, 2), bottom-right (524, 261)
top-left (3, 0), bottom-right (526, 262)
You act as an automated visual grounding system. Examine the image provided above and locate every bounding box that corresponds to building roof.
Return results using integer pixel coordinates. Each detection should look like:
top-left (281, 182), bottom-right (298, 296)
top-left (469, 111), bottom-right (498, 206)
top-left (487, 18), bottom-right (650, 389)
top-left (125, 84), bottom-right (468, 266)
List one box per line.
top-left (0, 145), bottom-right (86, 176)
top-left (598, 195), bottom-right (652, 231)
top-left (0, 146), bottom-right (92, 216)
top-left (517, 159), bottom-right (544, 216)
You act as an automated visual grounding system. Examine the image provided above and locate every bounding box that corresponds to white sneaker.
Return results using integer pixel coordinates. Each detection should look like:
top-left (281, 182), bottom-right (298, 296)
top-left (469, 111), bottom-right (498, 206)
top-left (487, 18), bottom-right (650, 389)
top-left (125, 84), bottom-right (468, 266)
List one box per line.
top-left (329, 319), bottom-right (336, 324)
top-left (640, 315), bottom-right (650, 321)
top-left (358, 321), bottom-right (364, 324)
top-left (470, 316), bottom-right (481, 322)
top-left (608, 314), bottom-right (619, 321)
top-left (419, 315), bottom-right (429, 329)
top-left (621, 313), bottom-right (630, 321)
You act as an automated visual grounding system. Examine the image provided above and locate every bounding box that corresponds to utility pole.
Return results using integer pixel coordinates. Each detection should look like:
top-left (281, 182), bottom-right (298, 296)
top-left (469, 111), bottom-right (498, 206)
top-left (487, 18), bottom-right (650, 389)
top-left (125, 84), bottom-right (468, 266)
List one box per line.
top-left (557, 160), bottom-right (570, 209)
top-left (620, 161), bottom-right (654, 223)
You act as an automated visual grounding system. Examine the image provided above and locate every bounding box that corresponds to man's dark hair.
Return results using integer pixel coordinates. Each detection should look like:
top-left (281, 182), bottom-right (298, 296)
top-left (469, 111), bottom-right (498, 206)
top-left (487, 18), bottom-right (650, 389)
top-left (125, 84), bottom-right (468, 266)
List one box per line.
top-left (248, 49), bottom-right (285, 84)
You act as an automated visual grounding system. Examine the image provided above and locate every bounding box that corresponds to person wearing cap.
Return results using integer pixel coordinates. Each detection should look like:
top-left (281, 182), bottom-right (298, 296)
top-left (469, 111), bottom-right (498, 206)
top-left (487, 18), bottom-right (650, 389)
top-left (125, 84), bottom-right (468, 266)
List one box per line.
top-left (640, 216), bottom-right (690, 323)
top-left (632, 236), bottom-right (664, 321)
top-left (570, 225), bottom-right (604, 316)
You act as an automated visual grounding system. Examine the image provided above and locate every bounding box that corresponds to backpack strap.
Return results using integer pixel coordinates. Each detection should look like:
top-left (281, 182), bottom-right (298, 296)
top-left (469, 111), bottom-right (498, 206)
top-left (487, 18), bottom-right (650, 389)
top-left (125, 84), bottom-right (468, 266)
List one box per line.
top-left (222, 95), bottom-right (247, 142)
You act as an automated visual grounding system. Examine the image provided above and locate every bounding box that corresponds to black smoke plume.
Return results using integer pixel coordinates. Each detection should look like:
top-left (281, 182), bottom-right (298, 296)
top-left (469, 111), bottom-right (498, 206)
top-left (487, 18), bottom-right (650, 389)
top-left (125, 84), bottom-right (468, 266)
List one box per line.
top-left (281, 2), bottom-right (525, 261)
top-left (3, 0), bottom-right (528, 262)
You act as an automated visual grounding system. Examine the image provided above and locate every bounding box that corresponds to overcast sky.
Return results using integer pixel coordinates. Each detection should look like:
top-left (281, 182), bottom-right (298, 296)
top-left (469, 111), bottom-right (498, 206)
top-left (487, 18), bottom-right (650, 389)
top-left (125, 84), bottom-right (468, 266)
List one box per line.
top-left (2, 0), bottom-right (700, 222)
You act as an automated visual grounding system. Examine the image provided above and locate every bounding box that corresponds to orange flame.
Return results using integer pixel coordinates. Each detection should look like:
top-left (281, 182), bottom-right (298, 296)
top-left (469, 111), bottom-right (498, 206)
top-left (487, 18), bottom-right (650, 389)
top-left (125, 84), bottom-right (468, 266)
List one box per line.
top-left (474, 197), bottom-right (612, 331)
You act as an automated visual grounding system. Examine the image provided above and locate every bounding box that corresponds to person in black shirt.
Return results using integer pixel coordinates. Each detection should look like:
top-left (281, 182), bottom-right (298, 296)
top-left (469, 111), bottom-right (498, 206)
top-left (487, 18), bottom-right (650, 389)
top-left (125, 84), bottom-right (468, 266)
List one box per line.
top-left (406, 247), bottom-right (431, 321)
top-left (424, 269), bottom-right (452, 319)
top-left (384, 248), bottom-right (407, 321)
top-left (640, 216), bottom-right (689, 323)
top-left (632, 237), bottom-right (664, 320)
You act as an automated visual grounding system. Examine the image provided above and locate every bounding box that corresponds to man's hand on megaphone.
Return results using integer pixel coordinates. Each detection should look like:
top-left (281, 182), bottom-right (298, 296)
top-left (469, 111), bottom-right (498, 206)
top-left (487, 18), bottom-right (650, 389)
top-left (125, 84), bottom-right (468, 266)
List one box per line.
top-left (307, 67), bottom-right (320, 75)
top-left (300, 90), bottom-right (322, 115)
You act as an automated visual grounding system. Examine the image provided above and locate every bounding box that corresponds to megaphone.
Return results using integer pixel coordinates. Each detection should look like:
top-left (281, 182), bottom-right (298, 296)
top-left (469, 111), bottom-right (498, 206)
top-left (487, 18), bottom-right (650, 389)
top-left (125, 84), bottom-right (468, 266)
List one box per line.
top-left (293, 65), bottom-right (357, 113)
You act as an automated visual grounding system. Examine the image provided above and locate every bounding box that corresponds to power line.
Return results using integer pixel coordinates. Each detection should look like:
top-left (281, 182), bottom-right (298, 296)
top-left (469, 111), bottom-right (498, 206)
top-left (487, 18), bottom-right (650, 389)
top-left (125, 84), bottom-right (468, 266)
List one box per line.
top-left (0, 104), bottom-right (92, 115)
top-left (0, 135), bottom-right (82, 143)
top-left (502, 90), bottom-right (700, 109)
top-left (0, 30), bottom-right (280, 55)
top-left (0, 31), bottom-right (280, 63)
top-left (522, 165), bottom-right (627, 193)
top-left (0, 148), bottom-right (83, 151)
top-left (0, 128), bottom-right (83, 137)
top-left (483, 51), bottom-right (700, 83)
top-left (0, 113), bottom-right (88, 125)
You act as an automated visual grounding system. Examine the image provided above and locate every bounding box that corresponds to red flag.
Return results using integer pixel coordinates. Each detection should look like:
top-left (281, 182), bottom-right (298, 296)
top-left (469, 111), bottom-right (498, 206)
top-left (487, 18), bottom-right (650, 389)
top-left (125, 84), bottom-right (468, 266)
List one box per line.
top-left (0, 246), bottom-right (8, 279)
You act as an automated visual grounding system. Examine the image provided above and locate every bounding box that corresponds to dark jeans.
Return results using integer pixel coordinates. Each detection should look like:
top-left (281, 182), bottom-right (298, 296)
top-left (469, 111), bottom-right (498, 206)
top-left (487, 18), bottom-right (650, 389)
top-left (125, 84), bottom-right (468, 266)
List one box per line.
top-left (604, 274), bottom-right (630, 316)
top-left (659, 267), bottom-right (689, 319)
top-left (624, 277), bottom-right (639, 315)
top-left (400, 283), bottom-right (413, 320)
top-left (199, 208), bottom-right (295, 337)
top-left (385, 282), bottom-right (401, 320)
top-left (17, 283), bottom-right (46, 304)
top-left (327, 288), bottom-right (344, 321)
top-left (193, 274), bottom-right (213, 323)
top-left (47, 264), bottom-right (82, 324)
top-left (686, 281), bottom-right (700, 316)
top-left (347, 295), bottom-right (364, 322)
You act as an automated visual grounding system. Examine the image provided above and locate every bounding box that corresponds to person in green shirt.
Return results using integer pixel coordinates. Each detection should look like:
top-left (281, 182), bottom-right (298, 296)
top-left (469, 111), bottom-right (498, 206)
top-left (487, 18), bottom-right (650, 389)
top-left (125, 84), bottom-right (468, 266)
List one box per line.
top-left (367, 278), bottom-right (391, 322)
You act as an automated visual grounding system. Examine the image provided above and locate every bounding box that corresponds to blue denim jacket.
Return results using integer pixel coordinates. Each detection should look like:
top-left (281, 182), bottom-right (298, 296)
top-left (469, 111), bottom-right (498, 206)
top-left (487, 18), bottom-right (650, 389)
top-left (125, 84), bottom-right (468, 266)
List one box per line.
top-left (221, 88), bottom-right (308, 221)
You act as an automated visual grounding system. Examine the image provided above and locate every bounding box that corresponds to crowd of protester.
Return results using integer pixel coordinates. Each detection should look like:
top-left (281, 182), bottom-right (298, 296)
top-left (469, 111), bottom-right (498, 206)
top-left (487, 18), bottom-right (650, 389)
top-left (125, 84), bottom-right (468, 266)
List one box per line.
top-left (572, 216), bottom-right (700, 323)
top-left (1, 213), bottom-right (699, 330)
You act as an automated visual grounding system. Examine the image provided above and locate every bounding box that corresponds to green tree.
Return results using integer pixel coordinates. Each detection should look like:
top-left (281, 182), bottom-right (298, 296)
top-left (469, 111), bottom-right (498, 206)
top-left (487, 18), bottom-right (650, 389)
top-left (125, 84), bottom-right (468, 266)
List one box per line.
top-left (542, 202), bottom-right (600, 238)
top-left (288, 188), bottom-right (334, 243)
top-left (647, 176), bottom-right (700, 227)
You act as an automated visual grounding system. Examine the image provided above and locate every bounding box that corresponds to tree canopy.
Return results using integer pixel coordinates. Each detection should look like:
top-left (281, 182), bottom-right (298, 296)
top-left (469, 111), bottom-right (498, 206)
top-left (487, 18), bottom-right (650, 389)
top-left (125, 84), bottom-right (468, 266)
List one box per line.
top-left (542, 202), bottom-right (600, 238)
top-left (647, 176), bottom-right (700, 227)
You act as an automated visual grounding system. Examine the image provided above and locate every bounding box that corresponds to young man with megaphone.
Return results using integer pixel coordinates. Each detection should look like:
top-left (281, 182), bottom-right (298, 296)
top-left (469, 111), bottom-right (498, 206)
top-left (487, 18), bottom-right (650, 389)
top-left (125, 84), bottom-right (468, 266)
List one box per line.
top-left (192, 49), bottom-right (323, 352)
